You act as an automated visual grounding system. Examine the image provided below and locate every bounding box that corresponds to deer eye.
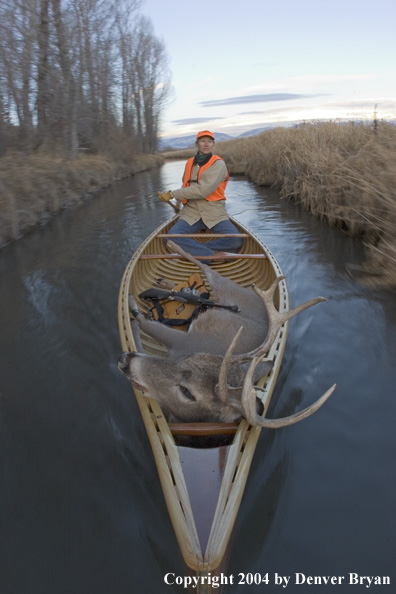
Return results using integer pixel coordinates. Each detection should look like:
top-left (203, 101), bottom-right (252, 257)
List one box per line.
top-left (179, 386), bottom-right (196, 402)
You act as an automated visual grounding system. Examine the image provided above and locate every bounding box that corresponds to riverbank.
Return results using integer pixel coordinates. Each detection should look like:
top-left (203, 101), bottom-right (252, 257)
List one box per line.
top-left (2, 122), bottom-right (395, 287)
top-left (164, 121), bottom-right (396, 287)
top-left (0, 152), bottom-right (164, 249)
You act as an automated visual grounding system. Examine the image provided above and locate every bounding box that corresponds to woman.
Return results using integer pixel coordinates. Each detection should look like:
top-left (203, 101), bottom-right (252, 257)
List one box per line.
top-left (157, 130), bottom-right (244, 257)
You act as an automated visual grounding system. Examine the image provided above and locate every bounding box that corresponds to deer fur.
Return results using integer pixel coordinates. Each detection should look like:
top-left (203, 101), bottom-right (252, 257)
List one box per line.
top-left (118, 241), bottom-right (335, 426)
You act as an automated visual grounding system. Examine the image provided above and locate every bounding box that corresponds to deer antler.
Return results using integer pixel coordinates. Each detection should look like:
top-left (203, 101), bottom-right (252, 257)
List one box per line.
top-left (241, 355), bottom-right (336, 427)
top-left (216, 326), bottom-right (244, 403)
top-left (234, 279), bottom-right (334, 426)
top-left (236, 277), bottom-right (326, 362)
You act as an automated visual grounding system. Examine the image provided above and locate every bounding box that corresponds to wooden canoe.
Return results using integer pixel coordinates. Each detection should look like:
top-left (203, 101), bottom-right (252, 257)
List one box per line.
top-left (117, 215), bottom-right (290, 592)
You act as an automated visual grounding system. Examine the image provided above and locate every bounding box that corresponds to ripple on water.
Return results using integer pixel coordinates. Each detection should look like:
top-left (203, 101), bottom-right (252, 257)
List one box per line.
top-left (0, 162), bottom-right (395, 593)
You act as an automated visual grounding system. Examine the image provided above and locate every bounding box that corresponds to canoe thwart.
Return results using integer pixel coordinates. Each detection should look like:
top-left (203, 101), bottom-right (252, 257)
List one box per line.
top-left (140, 253), bottom-right (268, 260)
top-left (158, 233), bottom-right (249, 238)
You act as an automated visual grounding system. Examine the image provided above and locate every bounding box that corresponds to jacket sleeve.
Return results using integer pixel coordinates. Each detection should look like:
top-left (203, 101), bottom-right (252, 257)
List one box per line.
top-left (171, 159), bottom-right (227, 201)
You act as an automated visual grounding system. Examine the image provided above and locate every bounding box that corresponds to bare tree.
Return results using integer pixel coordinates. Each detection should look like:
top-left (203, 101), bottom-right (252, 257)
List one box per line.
top-left (51, 0), bottom-right (78, 155)
top-left (0, 0), bottom-right (38, 150)
top-left (128, 17), bottom-right (171, 152)
top-left (35, 0), bottom-right (50, 148)
top-left (0, 94), bottom-right (8, 155)
top-left (0, 0), bottom-right (170, 155)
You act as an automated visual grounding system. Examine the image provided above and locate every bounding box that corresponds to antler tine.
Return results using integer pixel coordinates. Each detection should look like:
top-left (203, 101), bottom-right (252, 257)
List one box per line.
top-left (216, 326), bottom-right (244, 403)
top-left (240, 356), bottom-right (269, 424)
top-left (237, 277), bottom-right (327, 362)
top-left (241, 355), bottom-right (336, 427)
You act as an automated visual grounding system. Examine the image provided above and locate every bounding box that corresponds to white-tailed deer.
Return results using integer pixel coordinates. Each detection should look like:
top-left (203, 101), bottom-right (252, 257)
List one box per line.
top-left (118, 241), bottom-right (335, 426)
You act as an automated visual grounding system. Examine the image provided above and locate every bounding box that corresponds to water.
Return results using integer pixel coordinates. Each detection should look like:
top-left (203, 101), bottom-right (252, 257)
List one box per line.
top-left (1, 161), bottom-right (395, 593)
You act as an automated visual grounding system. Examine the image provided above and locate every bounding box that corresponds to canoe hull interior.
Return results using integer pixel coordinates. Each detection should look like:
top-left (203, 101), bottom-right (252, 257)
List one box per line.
top-left (117, 215), bottom-right (289, 582)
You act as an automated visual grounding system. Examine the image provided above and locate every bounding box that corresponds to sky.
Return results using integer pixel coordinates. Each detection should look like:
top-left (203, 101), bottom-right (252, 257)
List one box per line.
top-left (140, 0), bottom-right (396, 140)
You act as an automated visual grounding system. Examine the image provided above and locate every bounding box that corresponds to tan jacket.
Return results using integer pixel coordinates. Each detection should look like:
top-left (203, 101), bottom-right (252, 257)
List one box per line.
top-left (172, 158), bottom-right (229, 227)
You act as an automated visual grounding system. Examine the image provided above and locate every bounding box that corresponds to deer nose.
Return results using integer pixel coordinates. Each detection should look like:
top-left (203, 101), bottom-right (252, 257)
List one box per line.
top-left (118, 352), bottom-right (135, 371)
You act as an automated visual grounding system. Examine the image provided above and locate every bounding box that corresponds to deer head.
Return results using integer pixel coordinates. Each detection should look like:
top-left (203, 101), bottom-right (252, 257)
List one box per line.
top-left (118, 348), bottom-right (275, 423)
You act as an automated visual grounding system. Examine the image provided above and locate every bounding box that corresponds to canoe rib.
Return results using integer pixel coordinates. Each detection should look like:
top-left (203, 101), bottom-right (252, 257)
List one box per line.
top-left (117, 215), bottom-right (290, 574)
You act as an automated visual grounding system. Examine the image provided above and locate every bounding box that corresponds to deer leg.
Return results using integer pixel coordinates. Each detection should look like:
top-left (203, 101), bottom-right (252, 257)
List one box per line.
top-left (131, 318), bottom-right (145, 353)
top-left (128, 294), bottom-right (186, 351)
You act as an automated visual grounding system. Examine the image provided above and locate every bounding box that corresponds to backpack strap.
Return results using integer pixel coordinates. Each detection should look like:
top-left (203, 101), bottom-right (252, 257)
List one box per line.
top-left (145, 296), bottom-right (202, 327)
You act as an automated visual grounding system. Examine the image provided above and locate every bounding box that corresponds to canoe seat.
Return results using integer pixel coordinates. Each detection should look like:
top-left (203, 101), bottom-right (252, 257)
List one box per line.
top-left (169, 422), bottom-right (239, 436)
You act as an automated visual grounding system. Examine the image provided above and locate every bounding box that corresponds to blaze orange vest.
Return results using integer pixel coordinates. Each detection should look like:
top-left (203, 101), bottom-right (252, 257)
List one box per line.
top-left (182, 155), bottom-right (229, 204)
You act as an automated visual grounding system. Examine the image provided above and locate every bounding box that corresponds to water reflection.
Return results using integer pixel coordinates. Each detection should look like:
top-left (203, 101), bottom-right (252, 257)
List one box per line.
top-left (0, 161), bottom-right (395, 593)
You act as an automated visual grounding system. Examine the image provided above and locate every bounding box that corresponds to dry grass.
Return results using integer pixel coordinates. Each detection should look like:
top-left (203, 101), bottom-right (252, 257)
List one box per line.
top-left (0, 152), bottom-right (164, 247)
top-left (214, 121), bottom-right (396, 287)
top-left (161, 149), bottom-right (195, 160)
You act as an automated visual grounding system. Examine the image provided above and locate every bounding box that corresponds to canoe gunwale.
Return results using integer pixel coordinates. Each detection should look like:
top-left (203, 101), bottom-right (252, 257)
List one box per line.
top-left (117, 215), bottom-right (290, 573)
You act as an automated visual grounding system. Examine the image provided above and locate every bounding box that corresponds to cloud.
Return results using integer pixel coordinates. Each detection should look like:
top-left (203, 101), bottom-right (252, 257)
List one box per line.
top-left (238, 104), bottom-right (318, 117)
top-left (199, 93), bottom-right (319, 107)
top-left (234, 97), bottom-right (396, 121)
top-left (171, 117), bottom-right (224, 125)
top-left (239, 111), bottom-right (268, 115)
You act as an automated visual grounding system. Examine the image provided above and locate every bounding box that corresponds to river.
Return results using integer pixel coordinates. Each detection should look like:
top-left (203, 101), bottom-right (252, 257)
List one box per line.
top-left (1, 160), bottom-right (395, 593)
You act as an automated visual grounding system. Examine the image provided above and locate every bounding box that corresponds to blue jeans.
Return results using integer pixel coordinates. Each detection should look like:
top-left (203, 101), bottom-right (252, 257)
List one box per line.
top-left (167, 218), bottom-right (244, 256)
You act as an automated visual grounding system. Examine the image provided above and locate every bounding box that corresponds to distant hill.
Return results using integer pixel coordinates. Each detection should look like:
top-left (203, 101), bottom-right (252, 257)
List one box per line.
top-left (158, 132), bottom-right (233, 151)
top-left (158, 127), bottom-right (281, 151)
top-left (238, 127), bottom-right (273, 137)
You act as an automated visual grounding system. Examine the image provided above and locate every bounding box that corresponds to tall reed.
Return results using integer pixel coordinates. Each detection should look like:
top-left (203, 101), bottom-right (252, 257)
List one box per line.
top-left (216, 121), bottom-right (396, 287)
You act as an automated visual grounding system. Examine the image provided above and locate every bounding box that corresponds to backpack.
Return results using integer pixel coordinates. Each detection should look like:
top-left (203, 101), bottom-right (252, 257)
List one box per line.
top-left (139, 273), bottom-right (209, 330)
